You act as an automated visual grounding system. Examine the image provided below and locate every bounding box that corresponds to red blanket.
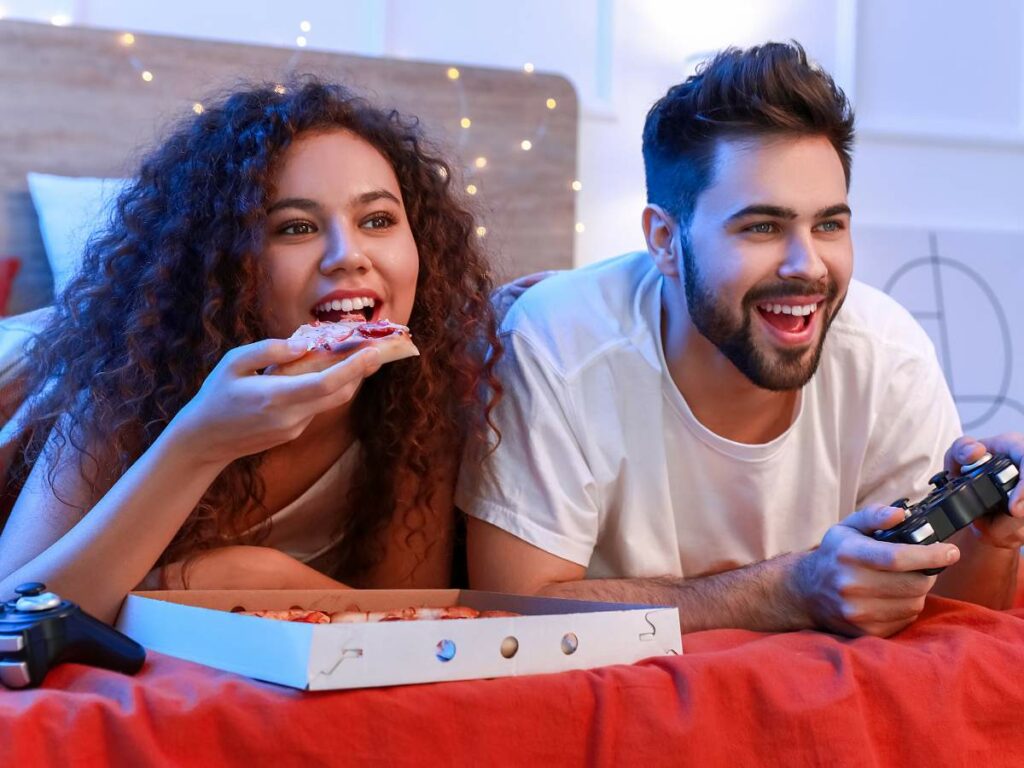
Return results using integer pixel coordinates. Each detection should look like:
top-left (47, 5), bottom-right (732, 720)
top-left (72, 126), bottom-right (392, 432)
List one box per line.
top-left (3, 596), bottom-right (1024, 767)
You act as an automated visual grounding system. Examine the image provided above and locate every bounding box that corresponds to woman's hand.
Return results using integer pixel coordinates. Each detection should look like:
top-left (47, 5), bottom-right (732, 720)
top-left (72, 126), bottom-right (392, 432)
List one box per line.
top-left (168, 339), bottom-right (382, 468)
top-left (139, 545), bottom-right (349, 590)
top-left (491, 270), bottom-right (560, 325)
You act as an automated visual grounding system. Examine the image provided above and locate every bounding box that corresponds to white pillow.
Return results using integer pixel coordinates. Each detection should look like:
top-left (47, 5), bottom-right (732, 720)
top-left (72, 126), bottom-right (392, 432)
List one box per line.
top-left (27, 172), bottom-right (127, 296)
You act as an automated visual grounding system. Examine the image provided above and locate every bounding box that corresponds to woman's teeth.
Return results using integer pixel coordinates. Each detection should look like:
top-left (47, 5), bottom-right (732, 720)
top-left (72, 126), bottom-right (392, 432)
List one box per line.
top-left (315, 296), bottom-right (376, 315)
top-left (757, 302), bottom-right (818, 317)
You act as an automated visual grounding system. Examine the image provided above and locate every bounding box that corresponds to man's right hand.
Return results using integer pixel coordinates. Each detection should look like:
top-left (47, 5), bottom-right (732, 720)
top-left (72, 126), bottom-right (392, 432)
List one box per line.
top-left (793, 505), bottom-right (960, 637)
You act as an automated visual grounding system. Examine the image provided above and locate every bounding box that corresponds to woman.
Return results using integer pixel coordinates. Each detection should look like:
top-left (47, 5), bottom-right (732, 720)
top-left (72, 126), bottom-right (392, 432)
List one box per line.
top-left (0, 79), bottom-right (501, 622)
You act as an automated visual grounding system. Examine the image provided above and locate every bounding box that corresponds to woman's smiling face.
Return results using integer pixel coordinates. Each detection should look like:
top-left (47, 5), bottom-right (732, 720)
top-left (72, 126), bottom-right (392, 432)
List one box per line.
top-left (259, 129), bottom-right (420, 340)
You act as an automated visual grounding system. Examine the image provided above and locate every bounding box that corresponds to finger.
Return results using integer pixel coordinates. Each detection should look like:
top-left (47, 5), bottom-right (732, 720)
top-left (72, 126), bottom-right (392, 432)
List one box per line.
top-left (944, 435), bottom-right (984, 475)
top-left (225, 337), bottom-right (309, 374)
top-left (836, 567), bottom-right (934, 599)
top-left (838, 535), bottom-right (959, 573)
top-left (970, 432), bottom-right (1024, 467)
top-left (278, 346), bottom-right (382, 403)
top-left (517, 270), bottom-right (561, 288)
top-left (841, 504), bottom-right (907, 534)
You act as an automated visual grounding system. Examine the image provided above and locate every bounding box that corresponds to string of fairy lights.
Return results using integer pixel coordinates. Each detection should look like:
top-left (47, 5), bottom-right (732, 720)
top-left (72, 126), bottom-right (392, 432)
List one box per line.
top-left (22, 12), bottom-right (586, 240)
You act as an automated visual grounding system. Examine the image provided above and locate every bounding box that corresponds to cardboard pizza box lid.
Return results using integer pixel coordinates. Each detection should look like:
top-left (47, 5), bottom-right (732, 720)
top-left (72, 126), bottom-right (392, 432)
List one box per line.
top-left (116, 589), bottom-right (682, 690)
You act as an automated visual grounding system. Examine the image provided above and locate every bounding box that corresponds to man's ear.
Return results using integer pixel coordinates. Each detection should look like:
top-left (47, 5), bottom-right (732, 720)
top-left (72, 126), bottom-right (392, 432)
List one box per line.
top-left (642, 204), bottom-right (681, 277)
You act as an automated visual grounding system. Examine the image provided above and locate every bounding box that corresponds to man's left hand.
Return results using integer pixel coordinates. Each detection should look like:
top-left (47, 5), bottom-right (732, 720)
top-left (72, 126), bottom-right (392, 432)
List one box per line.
top-left (945, 433), bottom-right (1024, 549)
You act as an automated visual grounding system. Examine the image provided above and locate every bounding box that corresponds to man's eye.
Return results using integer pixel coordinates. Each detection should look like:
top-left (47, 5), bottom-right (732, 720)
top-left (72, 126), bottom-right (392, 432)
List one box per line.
top-left (746, 222), bottom-right (777, 235)
top-left (280, 221), bottom-right (316, 236)
top-left (362, 212), bottom-right (396, 230)
top-left (816, 220), bottom-right (844, 233)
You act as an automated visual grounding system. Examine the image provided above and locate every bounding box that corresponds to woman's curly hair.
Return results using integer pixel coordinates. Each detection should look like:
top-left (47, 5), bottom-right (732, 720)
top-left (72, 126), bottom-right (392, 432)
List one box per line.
top-left (13, 78), bottom-right (502, 582)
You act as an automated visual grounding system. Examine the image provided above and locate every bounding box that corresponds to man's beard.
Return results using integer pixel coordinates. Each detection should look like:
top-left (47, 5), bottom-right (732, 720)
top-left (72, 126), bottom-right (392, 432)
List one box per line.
top-left (682, 252), bottom-right (842, 392)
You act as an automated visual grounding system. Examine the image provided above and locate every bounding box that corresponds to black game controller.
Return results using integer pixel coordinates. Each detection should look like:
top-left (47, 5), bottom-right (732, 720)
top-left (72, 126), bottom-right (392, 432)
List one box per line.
top-left (0, 582), bottom-right (145, 689)
top-left (874, 453), bottom-right (1021, 574)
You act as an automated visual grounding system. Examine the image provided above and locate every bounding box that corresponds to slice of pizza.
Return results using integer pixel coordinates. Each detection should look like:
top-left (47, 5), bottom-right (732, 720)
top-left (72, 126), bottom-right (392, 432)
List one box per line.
top-left (234, 608), bottom-right (332, 624)
top-left (270, 319), bottom-right (419, 376)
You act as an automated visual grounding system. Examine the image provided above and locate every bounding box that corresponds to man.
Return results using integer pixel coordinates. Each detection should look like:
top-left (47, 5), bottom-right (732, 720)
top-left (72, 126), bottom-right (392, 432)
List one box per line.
top-left (456, 42), bottom-right (1024, 637)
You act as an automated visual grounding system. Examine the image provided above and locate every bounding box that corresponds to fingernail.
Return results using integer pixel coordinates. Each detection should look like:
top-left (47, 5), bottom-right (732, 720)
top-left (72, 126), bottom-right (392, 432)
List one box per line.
top-left (947, 546), bottom-right (960, 563)
top-left (957, 445), bottom-right (975, 461)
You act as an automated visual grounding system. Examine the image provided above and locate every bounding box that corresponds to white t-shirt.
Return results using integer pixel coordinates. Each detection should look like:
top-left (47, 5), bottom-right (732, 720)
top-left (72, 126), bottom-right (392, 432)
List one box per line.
top-left (455, 252), bottom-right (962, 579)
top-left (249, 444), bottom-right (358, 565)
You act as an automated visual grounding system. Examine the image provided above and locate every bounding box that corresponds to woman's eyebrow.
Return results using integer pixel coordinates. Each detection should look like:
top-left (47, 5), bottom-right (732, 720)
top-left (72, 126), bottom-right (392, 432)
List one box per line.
top-left (353, 189), bottom-right (401, 206)
top-left (267, 197), bottom-right (321, 214)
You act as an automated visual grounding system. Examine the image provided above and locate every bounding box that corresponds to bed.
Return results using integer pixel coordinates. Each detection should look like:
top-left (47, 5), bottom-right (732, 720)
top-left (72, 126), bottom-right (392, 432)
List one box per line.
top-left (2, 19), bottom-right (1024, 768)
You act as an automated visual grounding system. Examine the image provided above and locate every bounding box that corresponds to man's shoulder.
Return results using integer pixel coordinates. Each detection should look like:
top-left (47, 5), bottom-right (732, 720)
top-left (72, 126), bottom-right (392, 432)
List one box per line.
top-left (827, 279), bottom-right (936, 361)
top-left (501, 251), bottom-right (659, 374)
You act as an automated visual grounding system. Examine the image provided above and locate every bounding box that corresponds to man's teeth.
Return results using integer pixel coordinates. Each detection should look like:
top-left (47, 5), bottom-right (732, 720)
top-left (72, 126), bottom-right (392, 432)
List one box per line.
top-left (315, 297), bottom-right (376, 314)
top-left (758, 302), bottom-right (818, 317)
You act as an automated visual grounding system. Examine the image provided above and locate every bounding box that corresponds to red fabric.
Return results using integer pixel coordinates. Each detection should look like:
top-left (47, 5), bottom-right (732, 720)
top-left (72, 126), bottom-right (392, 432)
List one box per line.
top-left (4, 597), bottom-right (1024, 767)
top-left (0, 257), bottom-right (20, 316)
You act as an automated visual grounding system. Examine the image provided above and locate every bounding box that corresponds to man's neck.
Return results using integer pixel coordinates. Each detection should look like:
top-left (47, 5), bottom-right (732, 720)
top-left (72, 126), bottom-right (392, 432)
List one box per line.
top-left (660, 285), bottom-right (799, 445)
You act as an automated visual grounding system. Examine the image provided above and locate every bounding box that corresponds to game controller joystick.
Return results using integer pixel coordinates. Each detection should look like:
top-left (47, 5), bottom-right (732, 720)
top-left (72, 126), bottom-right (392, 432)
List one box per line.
top-left (874, 453), bottom-right (1021, 574)
top-left (0, 583), bottom-right (146, 689)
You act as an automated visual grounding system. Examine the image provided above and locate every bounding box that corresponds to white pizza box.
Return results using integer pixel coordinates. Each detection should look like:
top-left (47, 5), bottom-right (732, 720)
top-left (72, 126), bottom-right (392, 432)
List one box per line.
top-left (116, 589), bottom-right (682, 691)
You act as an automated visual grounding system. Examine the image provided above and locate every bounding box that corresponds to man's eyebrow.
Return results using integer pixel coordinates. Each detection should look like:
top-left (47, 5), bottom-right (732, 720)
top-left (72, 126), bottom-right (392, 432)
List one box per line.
top-left (816, 203), bottom-right (852, 219)
top-left (724, 202), bottom-right (852, 223)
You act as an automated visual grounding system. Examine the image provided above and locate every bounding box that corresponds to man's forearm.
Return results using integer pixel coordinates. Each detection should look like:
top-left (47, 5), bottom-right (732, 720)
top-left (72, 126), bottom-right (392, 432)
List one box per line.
top-left (933, 530), bottom-right (1019, 610)
top-left (537, 552), bottom-right (814, 633)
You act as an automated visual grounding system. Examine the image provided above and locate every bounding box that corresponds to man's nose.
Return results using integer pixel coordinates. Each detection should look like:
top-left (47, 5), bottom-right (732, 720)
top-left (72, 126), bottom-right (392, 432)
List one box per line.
top-left (778, 232), bottom-right (827, 283)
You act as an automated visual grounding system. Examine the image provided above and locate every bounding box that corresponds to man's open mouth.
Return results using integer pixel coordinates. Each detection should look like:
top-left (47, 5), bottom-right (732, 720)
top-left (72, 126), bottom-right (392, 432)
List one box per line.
top-left (312, 296), bottom-right (377, 323)
top-left (755, 300), bottom-right (819, 335)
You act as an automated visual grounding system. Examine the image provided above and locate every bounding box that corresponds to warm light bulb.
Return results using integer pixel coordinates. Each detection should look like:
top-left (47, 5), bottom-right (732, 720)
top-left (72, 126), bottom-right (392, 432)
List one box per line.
top-left (299, 20), bottom-right (311, 32)
top-left (141, 70), bottom-right (154, 82)
top-left (437, 166), bottom-right (449, 180)
top-left (193, 102), bottom-right (204, 115)
top-left (520, 140), bottom-right (532, 151)
top-left (296, 36), bottom-right (307, 47)
top-left (460, 117), bottom-right (472, 129)
top-left (447, 67), bottom-right (460, 80)
top-left (474, 156), bottom-right (487, 169)
top-left (523, 62), bottom-right (535, 73)
top-left (274, 84), bottom-right (287, 94)
top-left (571, 180), bottom-right (582, 191)
top-left (546, 98), bottom-right (557, 110)
top-left (120, 32), bottom-right (135, 46)
top-left (476, 226), bottom-right (487, 237)
top-left (466, 184), bottom-right (478, 195)
top-left (575, 222), bottom-right (585, 233)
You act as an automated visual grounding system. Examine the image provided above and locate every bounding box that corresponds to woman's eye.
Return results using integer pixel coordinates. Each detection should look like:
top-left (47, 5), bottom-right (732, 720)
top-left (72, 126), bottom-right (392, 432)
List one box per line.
top-left (279, 221), bottom-right (316, 236)
top-left (362, 212), bottom-right (396, 230)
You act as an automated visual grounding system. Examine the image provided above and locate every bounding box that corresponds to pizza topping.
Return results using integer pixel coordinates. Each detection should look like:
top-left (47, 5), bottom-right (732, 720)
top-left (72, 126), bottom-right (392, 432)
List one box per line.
top-left (289, 319), bottom-right (411, 352)
top-left (232, 605), bottom-right (520, 623)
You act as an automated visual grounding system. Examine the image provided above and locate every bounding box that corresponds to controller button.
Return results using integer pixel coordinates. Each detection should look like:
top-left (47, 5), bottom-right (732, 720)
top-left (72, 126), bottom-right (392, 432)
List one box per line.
top-left (0, 633), bottom-right (25, 653)
top-left (14, 583), bottom-right (46, 597)
top-left (890, 498), bottom-right (911, 510)
top-left (0, 659), bottom-right (31, 689)
top-left (929, 471), bottom-right (950, 488)
top-left (15, 592), bottom-right (61, 612)
top-left (961, 453), bottom-right (993, 473)
top-left (909, 522), bottom-right (936, 543)
top-left (996, 465), bottom-right (1019, 486)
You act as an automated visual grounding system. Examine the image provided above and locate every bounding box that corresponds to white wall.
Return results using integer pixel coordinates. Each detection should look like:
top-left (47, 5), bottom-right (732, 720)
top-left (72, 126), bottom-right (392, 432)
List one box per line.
top-left (4, 0), bottom-right (1022, 261)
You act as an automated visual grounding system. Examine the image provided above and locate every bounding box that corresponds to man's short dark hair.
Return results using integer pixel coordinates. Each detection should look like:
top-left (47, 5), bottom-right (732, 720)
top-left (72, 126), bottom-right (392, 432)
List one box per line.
top-left (642, 41), bottom-right (855, 228)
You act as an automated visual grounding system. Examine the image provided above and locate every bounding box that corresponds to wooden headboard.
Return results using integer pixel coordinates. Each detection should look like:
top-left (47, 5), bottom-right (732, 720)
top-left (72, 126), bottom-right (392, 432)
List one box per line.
top-left (0, 20), bottom-right (577, 315)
